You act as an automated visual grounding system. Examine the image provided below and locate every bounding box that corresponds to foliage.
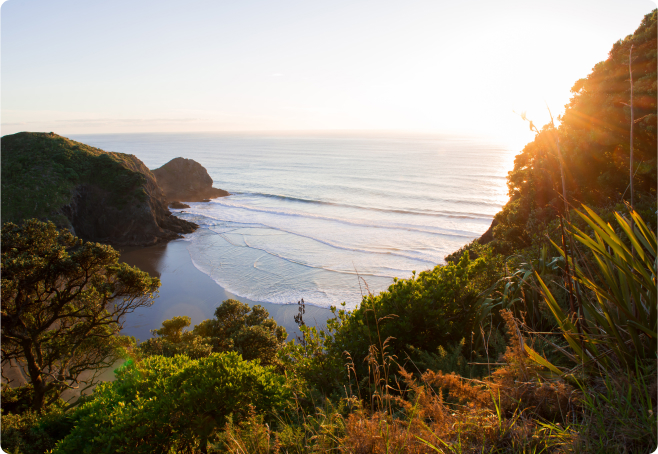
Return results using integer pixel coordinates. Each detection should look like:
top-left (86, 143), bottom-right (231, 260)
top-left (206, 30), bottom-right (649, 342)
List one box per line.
top-left (218, 342), bottom-right (578, 454)
top-left (136, 315), bottom-right (213, 359)
top-left (193, 300), bottom-right (287, 366)
top-left (1, 404), bottom-right (74, 454)
top-left (278, 305), bottom-right (350, 397)
top-left (407, 338), bottom-right (494, 381)
top-left (491, 10), bottom-right (657, 252)
top-left (523, 206), bottom-right (657, 375)
top-left (444, 238), bottom-right (497, 264)
top-left (331, 248), bottom-right (505, 390)
top-left (475, 204), bottom-right (657, 453)
top-left (1, 219), bottom-right (160, 411)
top-left (476, 246), bottom-right (564, 333)
top-left (1, 385), bottom-right (44, 416)
top-left (138, 300), bottom-right (287, 366)
top-left (572, 365), bottom-right (657, 453)
top-left (560, 10), bottom-right (657, 202)
top-left (52, 352), bottom-right (291, 454)
top-left (1, 132), bottom-right (151, 229)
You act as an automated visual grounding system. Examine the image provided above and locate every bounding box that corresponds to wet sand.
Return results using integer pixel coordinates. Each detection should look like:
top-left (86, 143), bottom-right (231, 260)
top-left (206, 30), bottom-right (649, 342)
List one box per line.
top-left (119, 239), bottom-right (333, 343)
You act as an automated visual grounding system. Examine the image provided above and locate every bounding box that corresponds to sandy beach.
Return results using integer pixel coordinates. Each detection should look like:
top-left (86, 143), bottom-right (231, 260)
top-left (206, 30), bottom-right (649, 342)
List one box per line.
top-left (119, 239), bottom-right (334, 344)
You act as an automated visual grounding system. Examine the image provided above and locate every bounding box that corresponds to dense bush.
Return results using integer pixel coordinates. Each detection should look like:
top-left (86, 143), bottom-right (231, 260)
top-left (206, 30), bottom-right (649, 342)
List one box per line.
top-left (52, 352), bottom-right (290, 454)
top-left (137, 315), bottom-right (214, 359)
top-left (193, 300), bottom-right (287, 366)
top-left (1, 406), bottom-right (74, 454)
top-left (330, 247), bottom-right (505, 385)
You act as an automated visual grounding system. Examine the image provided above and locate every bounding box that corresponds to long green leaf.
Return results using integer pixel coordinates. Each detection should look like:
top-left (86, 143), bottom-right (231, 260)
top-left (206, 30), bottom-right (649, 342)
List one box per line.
top-left (534, 272), bottom-right (584, 358)
top-left (524, 344), bottom-right (563, 375)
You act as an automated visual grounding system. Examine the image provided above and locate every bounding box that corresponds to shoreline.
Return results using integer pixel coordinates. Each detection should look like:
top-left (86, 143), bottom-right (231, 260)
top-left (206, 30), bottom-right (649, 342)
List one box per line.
top-left (119, 239), bottom-right (334, 343)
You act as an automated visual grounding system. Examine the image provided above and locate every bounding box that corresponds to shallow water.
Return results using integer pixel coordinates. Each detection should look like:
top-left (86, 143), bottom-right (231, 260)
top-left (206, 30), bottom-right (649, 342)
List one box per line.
top-left (72, 132), bottom-right (514, 309)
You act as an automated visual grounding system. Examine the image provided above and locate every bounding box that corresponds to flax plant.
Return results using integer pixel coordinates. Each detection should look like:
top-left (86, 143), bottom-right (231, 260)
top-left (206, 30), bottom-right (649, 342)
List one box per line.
top-left (526, 205), bottom-right (656, 374)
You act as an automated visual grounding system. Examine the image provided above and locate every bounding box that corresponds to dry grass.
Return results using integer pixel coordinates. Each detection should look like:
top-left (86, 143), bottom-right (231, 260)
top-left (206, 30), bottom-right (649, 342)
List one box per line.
top-left (338, 311), bottom-right (578, 454)
top-left (215, 308), bottom-right (582, 454)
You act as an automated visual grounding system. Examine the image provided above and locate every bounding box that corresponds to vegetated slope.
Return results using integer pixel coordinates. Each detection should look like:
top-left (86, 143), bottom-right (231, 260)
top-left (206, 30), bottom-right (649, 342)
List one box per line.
top-left (476, 10), bottom-right (657, 254)
top-left (152, 157), bottom-right (229, 203)
top-left (1, 132), bottom-right (197, 246)
top-left (332, 9), bottom-right (658, 395)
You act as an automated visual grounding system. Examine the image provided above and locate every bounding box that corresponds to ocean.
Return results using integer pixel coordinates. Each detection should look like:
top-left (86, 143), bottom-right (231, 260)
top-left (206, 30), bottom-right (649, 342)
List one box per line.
top-left (71, 132), bottom-right (514, 310)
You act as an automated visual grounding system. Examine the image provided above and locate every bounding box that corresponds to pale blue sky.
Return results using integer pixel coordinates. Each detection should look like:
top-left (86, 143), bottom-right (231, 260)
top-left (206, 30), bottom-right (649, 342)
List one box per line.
top-left (2, 0), bottom-right (655, 147)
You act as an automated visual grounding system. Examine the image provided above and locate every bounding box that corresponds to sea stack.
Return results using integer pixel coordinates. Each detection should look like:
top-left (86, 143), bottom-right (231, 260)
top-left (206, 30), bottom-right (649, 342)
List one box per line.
top-left (151, 157), bottom-right (230, 204)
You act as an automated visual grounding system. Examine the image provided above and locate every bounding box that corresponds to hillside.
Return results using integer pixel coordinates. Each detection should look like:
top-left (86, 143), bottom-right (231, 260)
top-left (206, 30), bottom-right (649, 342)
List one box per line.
top-left (485, 10), bottom-right (657, 253)
top-left (1, 132), bottom-right (197, 246)
top-left (445, 10), bottom-right (657, 261)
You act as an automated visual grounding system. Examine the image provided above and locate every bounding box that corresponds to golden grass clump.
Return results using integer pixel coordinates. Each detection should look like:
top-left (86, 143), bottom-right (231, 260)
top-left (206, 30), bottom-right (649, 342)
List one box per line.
top-left (487, 310), bottom-right (577, 423)
top-left (339, 359), bottom-right (577, 454)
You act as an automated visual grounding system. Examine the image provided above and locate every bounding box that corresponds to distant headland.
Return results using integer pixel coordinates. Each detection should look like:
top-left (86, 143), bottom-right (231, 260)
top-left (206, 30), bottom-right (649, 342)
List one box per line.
top-left (0, 132), bottom-right (229, 247)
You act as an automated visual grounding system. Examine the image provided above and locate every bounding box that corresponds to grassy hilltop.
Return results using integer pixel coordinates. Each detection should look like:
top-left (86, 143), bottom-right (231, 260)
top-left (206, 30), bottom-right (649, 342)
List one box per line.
top-left (2, 132), bottom-right (148, 226)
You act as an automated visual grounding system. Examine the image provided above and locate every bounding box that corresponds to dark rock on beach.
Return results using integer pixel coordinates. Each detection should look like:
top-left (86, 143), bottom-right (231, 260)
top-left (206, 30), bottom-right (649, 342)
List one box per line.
top-left (152, 157), bottom-right (229, 203)
top-left (1, 132), bottom-right (198, 247)
top-left (169, 201), bottom-right (191, 209)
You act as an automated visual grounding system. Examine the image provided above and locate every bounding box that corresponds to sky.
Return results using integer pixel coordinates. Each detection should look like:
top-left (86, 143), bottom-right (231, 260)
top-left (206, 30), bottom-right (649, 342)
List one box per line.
top-left (1, 0), bottom-right (656, 149)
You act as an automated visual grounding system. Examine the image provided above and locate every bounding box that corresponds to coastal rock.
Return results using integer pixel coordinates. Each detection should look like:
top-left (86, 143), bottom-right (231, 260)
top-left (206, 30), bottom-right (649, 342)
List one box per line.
top-left (1, 132), bottom-right (198, 247)
top-left (169, 201), bottom-right (191, 209)
top-left (151, 157), bottom-right (229, 202)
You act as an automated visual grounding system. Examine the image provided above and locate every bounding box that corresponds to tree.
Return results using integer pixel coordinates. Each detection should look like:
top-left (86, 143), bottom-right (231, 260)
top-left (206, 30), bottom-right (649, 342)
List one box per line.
top-left (1, 220), bottom-right (160, 411)
top-left (137, 300), bottom-right (288, 367)
top-left (193, 299), bottom-right (287, 366)
top-left (137, 315), bottom-right (212, 359)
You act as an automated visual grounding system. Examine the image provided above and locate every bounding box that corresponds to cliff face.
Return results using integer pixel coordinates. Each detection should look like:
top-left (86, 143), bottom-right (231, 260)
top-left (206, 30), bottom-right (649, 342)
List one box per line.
top-left (1, 132), bottom-right (197, 247)
top-left (152, 157), bottom-right (229, 203)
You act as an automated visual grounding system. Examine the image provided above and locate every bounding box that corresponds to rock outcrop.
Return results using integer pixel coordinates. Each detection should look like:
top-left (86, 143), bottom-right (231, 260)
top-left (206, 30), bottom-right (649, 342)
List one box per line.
top-left (1, 132), bottom-right (198, 247)
top-left (151, 157), bottom-right (229, 203)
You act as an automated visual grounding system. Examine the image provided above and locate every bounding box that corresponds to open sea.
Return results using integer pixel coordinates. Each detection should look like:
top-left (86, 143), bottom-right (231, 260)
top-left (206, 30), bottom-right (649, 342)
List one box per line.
top-left (71, 132), bottom-right (514, 310)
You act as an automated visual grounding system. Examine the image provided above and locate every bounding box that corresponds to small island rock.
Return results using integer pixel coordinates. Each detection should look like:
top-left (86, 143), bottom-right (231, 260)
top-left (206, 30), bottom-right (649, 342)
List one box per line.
top-left (152, 157), bottom-right (229, 203)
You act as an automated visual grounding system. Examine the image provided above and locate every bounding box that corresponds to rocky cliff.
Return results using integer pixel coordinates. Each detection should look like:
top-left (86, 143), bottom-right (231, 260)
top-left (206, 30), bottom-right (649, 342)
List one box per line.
top-left (1, 132), bottom-right (197, 247)
top-left (151, 157), bottom-right (229, 203)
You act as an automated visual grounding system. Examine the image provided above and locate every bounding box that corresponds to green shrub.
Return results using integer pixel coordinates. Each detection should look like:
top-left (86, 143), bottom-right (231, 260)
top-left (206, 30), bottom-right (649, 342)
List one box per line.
top-left (1, 406), bottom-right (73, 454)
top-left (331, 248), bottom-right (505, 387)
top-left (52, 352), bottom-right (291, 454)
